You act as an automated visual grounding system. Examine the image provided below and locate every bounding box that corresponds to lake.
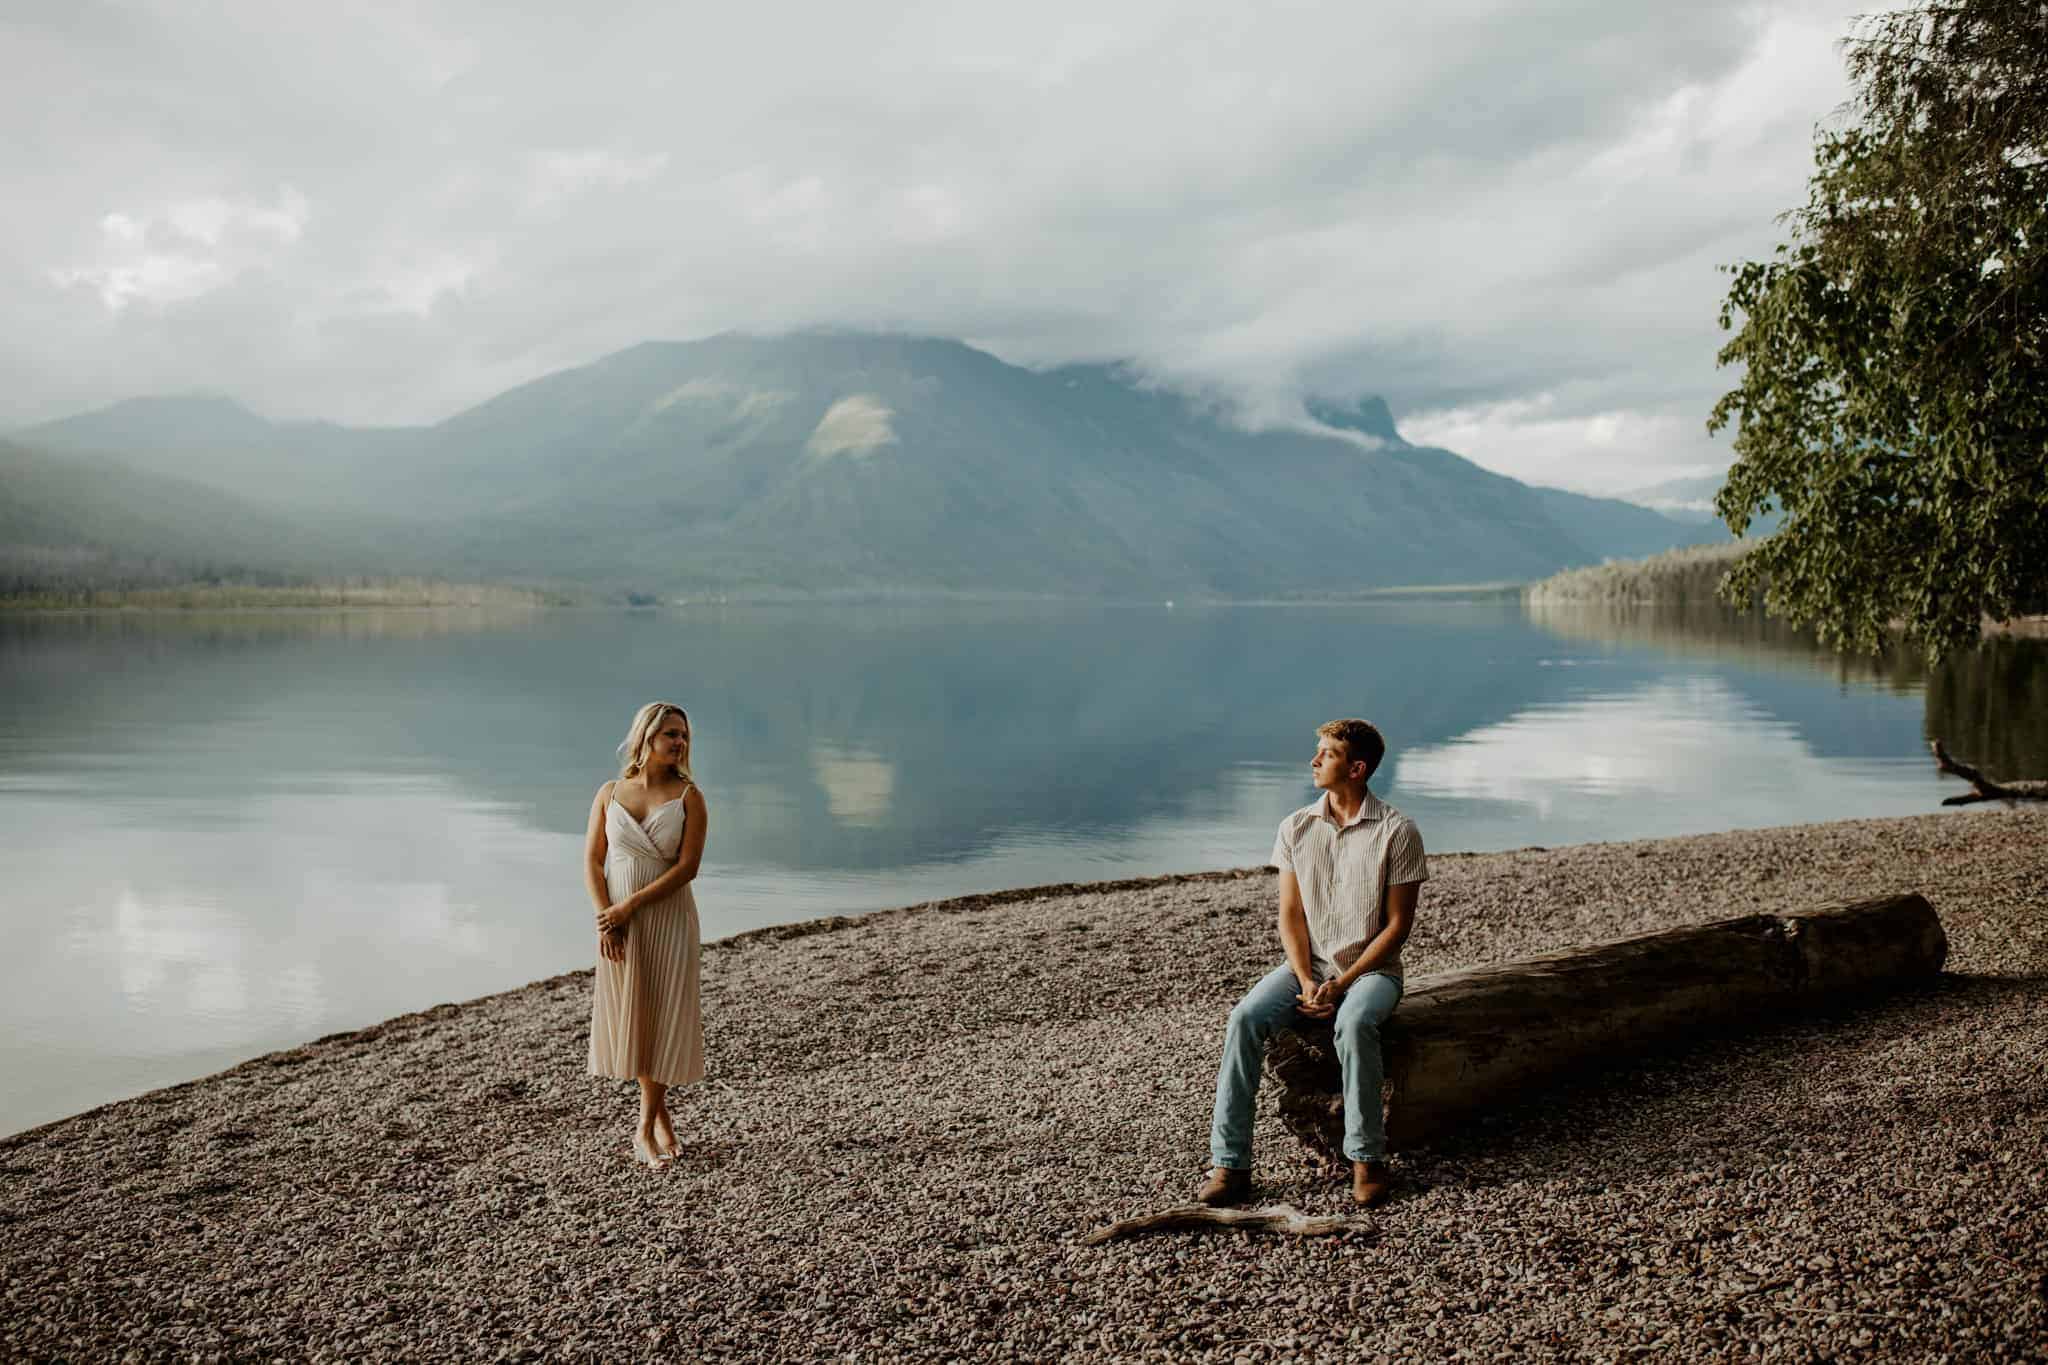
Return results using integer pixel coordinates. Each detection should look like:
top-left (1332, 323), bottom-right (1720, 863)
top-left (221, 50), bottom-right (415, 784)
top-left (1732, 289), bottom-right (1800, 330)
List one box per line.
top-left (2, 600), bottom-right (2040, 1135)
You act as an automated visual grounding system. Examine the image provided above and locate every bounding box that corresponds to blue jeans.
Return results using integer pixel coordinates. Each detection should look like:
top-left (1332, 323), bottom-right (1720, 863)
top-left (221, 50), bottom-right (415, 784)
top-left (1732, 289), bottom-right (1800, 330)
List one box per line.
top-left (1209, 964), bottom-right (1404, 1168)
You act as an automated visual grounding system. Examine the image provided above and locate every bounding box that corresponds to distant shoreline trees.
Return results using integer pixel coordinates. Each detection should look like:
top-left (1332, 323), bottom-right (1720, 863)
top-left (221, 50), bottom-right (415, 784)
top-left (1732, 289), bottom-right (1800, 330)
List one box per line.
top-left (1711, 0), bottom-right (2048, 659)
top-left (0, 544), bottom-right (286, 598)
top-left (1521, 543), bottom-right (1753, 607)
top-left (0, 550), bottom-right (555, 611)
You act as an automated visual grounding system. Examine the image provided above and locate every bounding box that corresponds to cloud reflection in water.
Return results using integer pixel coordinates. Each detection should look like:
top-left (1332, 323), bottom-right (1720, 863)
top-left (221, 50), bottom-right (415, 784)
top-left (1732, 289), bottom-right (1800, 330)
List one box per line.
top-left (809, 743), bottom-right (898, 828)
top-left (7, 779), bottom-right (581, 1097)
top-left (1395, 678), bottom-right (1922, 825)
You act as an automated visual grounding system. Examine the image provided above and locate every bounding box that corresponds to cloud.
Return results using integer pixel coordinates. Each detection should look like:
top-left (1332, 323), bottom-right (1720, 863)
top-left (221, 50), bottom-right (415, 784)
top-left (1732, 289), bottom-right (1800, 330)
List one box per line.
top-left (352, 247), bottom-right (496, 319)
top-left (1401, 398), bottom-right (1727, 496)
top-left (45, 187), bottom-right (308, 311)
top-left (0, 0), bottom-right (1867, 491)
top-left (527, 148), bottom-right (670, 208)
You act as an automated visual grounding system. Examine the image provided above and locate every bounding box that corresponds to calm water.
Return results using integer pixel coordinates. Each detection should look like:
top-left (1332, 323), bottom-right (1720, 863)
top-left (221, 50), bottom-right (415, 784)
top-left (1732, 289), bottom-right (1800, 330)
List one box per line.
top-left (2, 600), bottom-right (2040, 1134)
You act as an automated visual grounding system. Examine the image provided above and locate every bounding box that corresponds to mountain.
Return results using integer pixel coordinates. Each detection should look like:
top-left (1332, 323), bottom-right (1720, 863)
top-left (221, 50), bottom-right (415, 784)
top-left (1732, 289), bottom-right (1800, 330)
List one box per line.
top-left (11, 332), bottom-right (1702, 597)
top-left (0, 439), bottom-right (363, 592)
top-left (1617, 472), bottom-right (1782, 538)
top-left (23, 394), bottom-right (433, 522)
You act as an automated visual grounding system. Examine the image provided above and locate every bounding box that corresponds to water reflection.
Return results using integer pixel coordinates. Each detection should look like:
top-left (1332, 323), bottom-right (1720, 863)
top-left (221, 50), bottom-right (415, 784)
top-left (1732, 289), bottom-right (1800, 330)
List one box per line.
top-left (107, 889), bottom-right (259, 1023)
top-left (0, 771), bottom-right (579, 1132)
top-left (1400, 679), bottom-right (1775, 813)
top-left (1, 601), bottom-right (2041, 1134)
top-left (1525, 600), bottom-right (1925, 691)
top-left (1396, 678), bottom-right (1928, 832)
top-left (1529, 602), bottom-right (2048, 778)
top-left (809, 743), bottom-right (898, 827)
top-left (1924, 637), bottom-right (2048, 778)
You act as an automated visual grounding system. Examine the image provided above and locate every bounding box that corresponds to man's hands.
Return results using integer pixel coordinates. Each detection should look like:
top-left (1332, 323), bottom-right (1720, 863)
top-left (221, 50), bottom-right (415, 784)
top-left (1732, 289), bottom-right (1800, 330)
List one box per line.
top-left (1295, 975), bottom-right (1344, 1019)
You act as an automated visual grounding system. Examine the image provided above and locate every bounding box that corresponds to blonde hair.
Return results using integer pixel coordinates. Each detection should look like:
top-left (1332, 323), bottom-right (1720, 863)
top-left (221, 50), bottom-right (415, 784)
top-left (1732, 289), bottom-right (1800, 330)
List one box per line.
top-left (618, 701), bottom-right (693, 782)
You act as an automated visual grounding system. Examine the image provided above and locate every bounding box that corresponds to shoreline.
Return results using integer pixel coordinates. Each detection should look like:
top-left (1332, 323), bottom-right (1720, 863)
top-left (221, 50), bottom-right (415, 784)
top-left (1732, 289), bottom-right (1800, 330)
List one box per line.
top-left (5, 808), bottom-right (2045, 1360)
top-left (0, 585), bottom-right (562, 613)
top-left (3, 851), bottom-right (1527, 1147)
top-left (10, 592), bottom-right (2039, 656)
top-left (0, 864), bottom-right (1282, 1149)
top-left (0, 582), bottom-right (1532, 614)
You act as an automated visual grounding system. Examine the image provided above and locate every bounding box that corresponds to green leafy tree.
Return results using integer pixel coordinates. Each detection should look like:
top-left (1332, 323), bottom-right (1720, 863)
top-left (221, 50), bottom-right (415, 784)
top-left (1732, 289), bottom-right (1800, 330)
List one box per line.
top-left (1710, 0), bottom-right (2048, 659)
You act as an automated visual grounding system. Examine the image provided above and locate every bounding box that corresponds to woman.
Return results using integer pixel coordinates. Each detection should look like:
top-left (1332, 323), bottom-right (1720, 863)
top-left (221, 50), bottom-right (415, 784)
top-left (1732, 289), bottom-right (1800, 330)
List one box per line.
top-left (585, 701), bottom-right (708, 1168)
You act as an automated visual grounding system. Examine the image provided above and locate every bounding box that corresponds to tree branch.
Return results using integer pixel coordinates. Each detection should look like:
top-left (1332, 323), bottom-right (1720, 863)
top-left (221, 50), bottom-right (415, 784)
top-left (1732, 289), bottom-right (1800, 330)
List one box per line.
top-left (1078, 1203), bottom-right (1373, 1247)
top-left (1929, 737), bottom-right (2048, 804)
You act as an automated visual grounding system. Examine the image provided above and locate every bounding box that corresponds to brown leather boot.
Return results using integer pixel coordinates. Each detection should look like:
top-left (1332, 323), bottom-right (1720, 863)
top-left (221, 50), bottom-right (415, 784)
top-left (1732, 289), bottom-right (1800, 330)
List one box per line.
top-left (1351, 1159), bottom-right (1393, 1207)
top-left (1195, 1166), bottom-right (1251, 1207)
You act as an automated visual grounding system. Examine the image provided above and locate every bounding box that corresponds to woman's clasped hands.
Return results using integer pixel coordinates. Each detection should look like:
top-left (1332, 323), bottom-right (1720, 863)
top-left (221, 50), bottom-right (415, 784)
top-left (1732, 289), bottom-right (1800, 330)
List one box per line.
top-left (596, 903), bottom-right (633, 962)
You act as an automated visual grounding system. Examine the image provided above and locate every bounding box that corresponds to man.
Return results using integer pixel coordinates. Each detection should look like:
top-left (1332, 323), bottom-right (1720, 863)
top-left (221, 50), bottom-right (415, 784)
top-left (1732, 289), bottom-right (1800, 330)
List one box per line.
top-left (1198, 718), bottom-right (1427, 1208)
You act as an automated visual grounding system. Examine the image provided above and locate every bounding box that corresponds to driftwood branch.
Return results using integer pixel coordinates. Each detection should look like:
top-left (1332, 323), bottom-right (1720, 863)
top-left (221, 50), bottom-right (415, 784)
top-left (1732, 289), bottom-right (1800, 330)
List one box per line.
top-left (1929, 737), bottom-right (2048, 805)
top-left (1079, 1203), bottom-right (1372, 1247)
top-left (1269, 895), bottom-right (1948, 1161)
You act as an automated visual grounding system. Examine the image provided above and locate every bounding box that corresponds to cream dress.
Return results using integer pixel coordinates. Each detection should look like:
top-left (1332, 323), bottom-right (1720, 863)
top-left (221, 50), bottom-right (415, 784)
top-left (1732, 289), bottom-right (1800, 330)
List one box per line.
top-left (588, 788), bottom-right (704, 1086)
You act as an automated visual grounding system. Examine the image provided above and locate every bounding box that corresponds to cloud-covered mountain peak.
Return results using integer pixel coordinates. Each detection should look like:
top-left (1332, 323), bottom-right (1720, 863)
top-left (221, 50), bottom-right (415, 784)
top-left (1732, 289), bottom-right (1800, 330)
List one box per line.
top-left (1306, 396), bottom-right (1406, 446)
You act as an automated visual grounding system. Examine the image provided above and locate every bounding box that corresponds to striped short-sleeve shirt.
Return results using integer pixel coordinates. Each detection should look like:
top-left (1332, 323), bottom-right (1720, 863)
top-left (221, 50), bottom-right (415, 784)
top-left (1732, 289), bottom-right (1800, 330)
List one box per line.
top-left (1270, 788), bottom-right (1428, 980)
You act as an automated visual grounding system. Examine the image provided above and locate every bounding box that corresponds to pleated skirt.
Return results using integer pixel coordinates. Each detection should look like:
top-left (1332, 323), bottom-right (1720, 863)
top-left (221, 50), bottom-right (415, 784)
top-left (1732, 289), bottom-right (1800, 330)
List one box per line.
top-left (588, 850), bottom-right (703, 1087)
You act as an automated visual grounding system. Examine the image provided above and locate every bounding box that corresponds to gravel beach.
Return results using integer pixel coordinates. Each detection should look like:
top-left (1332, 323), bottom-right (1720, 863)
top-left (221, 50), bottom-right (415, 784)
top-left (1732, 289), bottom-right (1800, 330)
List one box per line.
top-left (4, 808), bottom-right (2045, 1362)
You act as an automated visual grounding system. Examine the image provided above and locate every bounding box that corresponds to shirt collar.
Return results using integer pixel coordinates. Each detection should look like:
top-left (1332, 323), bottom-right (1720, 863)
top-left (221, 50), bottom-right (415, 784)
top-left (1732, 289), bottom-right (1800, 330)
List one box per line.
top-left (1318, 787), bottom-right (1384, 829)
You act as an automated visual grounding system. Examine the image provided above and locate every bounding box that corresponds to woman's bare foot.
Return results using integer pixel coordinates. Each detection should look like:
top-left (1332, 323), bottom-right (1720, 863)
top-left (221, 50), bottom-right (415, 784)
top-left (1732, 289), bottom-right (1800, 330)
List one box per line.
top-left (652, 1107), bottom-right (680, 1160)
top-left (632, 1131), bottom-right (670, 1170)
top-left (634, 1077), bottom-right (673, 1165)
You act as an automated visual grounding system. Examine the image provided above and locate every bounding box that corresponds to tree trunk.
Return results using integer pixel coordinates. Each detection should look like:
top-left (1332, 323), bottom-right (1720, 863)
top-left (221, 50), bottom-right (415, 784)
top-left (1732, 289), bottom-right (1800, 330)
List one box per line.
top-left (1265, 895), bottom-right (1946, 1164)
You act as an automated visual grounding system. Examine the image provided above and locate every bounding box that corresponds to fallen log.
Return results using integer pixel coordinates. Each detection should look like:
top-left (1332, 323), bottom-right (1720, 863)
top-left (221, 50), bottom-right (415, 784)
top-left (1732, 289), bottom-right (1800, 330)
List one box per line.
top-left (1266, 894), bottom-right (1946, 1163)
top-left (1929, 738), bottom-right (2048, 804)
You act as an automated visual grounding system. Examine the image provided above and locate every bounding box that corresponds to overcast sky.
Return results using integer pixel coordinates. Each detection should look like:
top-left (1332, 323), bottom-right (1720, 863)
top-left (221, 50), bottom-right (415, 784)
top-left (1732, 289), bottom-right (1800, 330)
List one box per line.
top-left (3, 1), bottom-right (1868, 493)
